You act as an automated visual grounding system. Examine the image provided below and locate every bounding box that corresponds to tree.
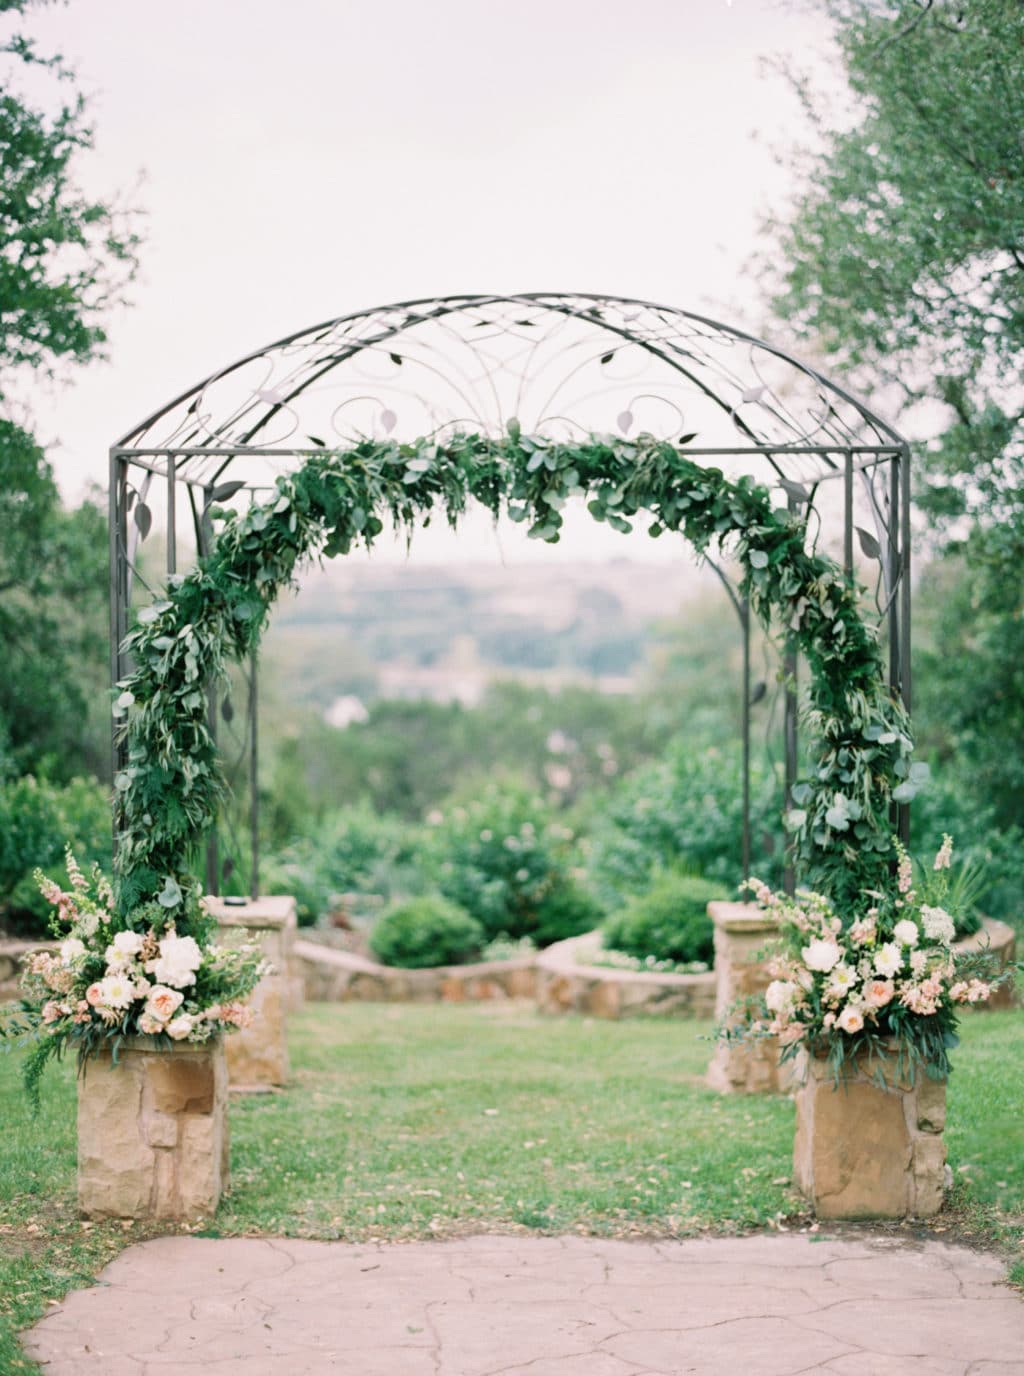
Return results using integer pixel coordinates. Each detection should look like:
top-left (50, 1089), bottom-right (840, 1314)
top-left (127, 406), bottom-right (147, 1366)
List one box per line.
top-left (1, 0), bottom-right (139, 401)
top-left (0, 0), bottom-right (140, 778)
top-left (765, 0), bottom-right (1024, 826)
top-left (767, 1), bottom-right (1024, 536)
top-left (0, 422), bottom-right (110, 777)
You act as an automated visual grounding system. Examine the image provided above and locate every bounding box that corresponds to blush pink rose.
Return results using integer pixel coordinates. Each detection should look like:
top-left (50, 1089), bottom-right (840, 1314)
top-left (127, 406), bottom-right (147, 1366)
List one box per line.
top-left (863, 979), bottom-right (895, 1008)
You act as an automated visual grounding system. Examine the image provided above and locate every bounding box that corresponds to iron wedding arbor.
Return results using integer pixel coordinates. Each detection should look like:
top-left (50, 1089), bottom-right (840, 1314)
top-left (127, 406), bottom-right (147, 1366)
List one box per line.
top-left (108, 292), bottom-right (912, 896)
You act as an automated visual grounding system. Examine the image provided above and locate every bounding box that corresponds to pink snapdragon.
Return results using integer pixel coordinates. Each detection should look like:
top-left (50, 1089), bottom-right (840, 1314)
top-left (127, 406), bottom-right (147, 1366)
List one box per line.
top-left (934, 835), bottom-right (953, 871)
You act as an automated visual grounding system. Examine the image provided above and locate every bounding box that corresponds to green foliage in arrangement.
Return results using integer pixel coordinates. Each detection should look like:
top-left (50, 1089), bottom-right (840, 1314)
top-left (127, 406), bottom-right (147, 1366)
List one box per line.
top-left (426, 779), bottom-right (602, 946)
top-left (601, 872), bottom-right (727, 967)
top-left (260, 802), bottom-right (424, 927)
top-left (0, 773), bottom-right (111, 936)
top-left (368, 895), bottom-right (484, 970)
top-left (111, 429), bottom-right (916, 927)
top-left (587, 744), bottom-right (785, 904)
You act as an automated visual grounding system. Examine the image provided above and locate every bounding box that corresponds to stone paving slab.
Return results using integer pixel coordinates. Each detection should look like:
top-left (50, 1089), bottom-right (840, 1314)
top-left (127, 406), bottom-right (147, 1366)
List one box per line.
top-left (22, 1232), bottom-right (1024, 1375)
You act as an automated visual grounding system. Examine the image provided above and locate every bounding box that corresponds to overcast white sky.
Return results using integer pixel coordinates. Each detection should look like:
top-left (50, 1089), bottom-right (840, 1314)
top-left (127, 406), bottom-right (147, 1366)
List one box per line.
top-left (17, 0), bottom-right (833, 563)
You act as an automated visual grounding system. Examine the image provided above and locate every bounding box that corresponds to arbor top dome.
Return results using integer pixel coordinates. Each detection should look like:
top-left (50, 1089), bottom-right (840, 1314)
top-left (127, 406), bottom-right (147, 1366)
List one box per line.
top-left (117, 292), bottom-right (905, 490)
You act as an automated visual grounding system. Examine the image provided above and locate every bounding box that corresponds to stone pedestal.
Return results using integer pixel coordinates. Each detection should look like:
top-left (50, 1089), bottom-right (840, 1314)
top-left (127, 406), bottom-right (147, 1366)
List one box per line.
top-left (77, 1038), bottom-right (228, 1221)
top-left (793, 1048), bottom-right (947, 1219)
top-left (706, 901), bottom-right (794, 1094)
top-left (207, 894), bottom-right (297, 1089)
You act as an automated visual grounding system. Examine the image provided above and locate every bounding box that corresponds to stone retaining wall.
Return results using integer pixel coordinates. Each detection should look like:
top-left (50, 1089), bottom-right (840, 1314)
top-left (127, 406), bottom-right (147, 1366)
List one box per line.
top-left (533, 932), bottom-right (716, 1020)
top-left (296, 933), bottom-right (716, 1018)
top-left (295, 940), bottom-right (537, 1004)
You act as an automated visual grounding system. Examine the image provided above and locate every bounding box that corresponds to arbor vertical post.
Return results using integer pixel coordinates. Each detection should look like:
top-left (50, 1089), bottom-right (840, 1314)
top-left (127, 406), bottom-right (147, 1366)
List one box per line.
top-left (109, 449), bottom-right (130, 788)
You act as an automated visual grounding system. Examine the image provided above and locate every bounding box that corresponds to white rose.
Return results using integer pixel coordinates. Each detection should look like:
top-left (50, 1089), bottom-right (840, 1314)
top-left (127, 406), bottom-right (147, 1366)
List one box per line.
top-left (145, 933), bottom-right (204, 989)
top-left (873, 942), bottom-right (903, 977)
top-left (765, 980), bottom-right (798, 1013)
top-left (801, 939), bottom-right (842, 973)
top-left (893, 919), bottom-right (919, 947)
top-left (60, 937), bottom-right (86, 963)
top-left (113, 930), bottom-right (144, 956)
top-left (165, 1014), bottom-right (194, 1041)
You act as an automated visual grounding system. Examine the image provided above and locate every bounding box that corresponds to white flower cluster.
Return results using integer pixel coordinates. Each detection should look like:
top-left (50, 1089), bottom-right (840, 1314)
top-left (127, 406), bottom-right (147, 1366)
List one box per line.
top-left (747, 836), bottom-right (992, 1051)
top-left (24, 855), bottom-right (263, 1052)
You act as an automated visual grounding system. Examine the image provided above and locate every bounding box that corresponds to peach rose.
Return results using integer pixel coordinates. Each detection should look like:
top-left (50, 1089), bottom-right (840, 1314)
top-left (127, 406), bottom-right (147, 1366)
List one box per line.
top-left (863, 979), bottom-right (895, 1009)
top-left (144, 985), bottom-right (184, 1023)
top-left (836, 1005), bottom-right (864, 1034)
top-left (165, 1014), bottom-right (194, 1041)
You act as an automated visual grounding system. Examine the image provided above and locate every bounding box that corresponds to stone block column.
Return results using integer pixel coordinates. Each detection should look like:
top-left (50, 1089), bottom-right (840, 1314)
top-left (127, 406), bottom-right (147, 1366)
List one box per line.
top-left (793, 1049), bottom-right (947, 1218)
top-left (206, 895), bottom-right (297, 1089)
top-left (705, 900), bottom-right (794, 1094)
top-left (77, 1038), bottom-right (228, 1221)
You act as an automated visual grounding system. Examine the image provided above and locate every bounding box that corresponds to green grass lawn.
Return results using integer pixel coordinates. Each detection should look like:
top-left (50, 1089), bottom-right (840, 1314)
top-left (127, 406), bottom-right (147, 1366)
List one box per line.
top-left (1, 1002), bottom-right (1022, 1372)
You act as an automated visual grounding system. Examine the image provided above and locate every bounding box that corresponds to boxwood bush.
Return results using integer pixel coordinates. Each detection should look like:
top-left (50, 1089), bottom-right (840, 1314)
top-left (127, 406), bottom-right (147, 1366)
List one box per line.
top-left (601, 872), bottom-right (727, 966)
top-left (369, 894), bottom-right (484, 969)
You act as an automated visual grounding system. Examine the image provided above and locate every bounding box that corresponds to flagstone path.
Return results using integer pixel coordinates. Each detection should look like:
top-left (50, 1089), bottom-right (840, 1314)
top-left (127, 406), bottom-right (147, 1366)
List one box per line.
top-left (23, 1231), bottom-right (1024, 1375)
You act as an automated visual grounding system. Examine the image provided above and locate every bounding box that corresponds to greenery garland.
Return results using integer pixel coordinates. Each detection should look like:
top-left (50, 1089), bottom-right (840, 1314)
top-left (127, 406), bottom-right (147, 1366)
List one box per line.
top-left (113, 428), bottom-right (919, 928)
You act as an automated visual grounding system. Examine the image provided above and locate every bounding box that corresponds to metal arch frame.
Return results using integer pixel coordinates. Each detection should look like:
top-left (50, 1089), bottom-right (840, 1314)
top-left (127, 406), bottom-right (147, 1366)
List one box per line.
top-left (108, 291), bottom-right (913, 899)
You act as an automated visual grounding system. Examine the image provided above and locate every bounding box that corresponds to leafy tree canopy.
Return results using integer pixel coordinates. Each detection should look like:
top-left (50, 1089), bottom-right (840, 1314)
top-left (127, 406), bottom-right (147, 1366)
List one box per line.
top-left (0, 1), bottom-right (140, 779)
top-left (767, 0), bottom-right (1024, 573)
top-left (0, 0), bottom-right (139, 397)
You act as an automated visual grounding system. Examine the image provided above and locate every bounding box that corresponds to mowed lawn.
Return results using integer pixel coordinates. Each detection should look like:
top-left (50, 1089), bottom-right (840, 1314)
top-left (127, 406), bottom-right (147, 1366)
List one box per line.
top-left (1, 1002), bottom-right (1022, 1371)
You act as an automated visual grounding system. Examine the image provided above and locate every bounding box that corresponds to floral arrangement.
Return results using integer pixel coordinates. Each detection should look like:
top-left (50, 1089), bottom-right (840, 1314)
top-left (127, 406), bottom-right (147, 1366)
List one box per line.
top-left (3, 850), bottom-right (266, 1107)
top-left (740, 836), bottom-right (1005, 1083)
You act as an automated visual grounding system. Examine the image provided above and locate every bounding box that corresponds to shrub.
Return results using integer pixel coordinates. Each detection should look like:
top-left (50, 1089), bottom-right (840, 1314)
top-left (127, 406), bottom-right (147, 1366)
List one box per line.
top-left (261, 802), bottom-right (424, 926)
top-left (369, 895), bottom-right (484, 969)
top-left (427, 779), bottom-right (603, 946)
top-left (0, 773), bottom-right (111, 937)
top-left (601, 872), bottom-right (727, 966)
top-left (587, 744), bottom-right (784, 905)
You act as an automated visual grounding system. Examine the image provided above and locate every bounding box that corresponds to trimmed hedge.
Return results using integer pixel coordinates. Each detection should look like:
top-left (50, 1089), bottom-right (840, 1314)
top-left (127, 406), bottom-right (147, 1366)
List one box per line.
top-left (369, 894), bottom-right (484, 969)
top-left (601, 872), bottom-right (728, 966)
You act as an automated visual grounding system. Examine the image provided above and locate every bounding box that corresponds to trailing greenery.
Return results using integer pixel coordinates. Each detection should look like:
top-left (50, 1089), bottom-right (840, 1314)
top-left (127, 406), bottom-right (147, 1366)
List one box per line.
top-left (113, 429), bottom-right (916, 929)
top-left (368, 894), bottom-right (484, 969)
top-left (602, 872), bottom-right (726, 967)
